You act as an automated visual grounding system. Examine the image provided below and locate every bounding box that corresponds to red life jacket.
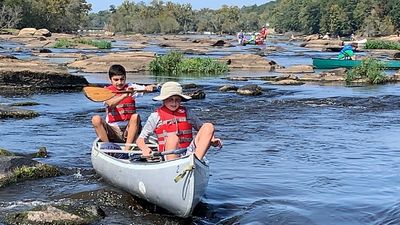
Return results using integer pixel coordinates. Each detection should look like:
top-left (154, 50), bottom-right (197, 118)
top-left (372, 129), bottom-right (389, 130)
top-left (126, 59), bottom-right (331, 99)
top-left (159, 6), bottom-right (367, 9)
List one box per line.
top-left (155, 106), bottom-right (193, 152)
top-left (106, 85), bottom-right (136, 123)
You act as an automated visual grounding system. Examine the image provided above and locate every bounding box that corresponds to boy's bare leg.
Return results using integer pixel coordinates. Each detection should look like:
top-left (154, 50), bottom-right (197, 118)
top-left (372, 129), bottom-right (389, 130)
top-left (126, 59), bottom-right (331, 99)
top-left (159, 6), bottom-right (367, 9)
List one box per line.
top-left (125, 114), bottom-right (140, 150)
top-left (164, 134), bottom-right (179, 160)
top-left (194, 123), bottom-right (214, 160)
top-left (92, 115), bottom-right (109, 142)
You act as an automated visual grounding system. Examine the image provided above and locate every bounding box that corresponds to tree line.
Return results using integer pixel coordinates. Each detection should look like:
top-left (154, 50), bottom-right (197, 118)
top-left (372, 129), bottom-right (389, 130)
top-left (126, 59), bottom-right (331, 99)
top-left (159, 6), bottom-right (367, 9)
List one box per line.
top-left (0, 0), bottom-right (399, 37)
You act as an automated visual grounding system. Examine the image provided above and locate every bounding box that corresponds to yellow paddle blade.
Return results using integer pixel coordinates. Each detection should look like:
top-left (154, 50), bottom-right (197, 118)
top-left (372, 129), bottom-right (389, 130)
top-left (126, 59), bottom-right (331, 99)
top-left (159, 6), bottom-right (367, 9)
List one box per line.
top-left (83, 86), bottom-right (115, 102)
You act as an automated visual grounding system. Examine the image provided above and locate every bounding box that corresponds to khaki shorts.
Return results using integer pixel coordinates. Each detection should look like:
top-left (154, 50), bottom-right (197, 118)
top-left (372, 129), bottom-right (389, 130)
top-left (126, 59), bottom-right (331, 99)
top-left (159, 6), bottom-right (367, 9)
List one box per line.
top-left (103, 121), bottom-right (142, 143)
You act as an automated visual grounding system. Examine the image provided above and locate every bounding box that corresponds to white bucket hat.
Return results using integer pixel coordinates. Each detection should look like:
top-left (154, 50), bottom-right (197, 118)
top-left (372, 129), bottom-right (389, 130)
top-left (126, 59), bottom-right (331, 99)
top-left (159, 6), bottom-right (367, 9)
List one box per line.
top-left (153, 81), bottom-right (191, 101)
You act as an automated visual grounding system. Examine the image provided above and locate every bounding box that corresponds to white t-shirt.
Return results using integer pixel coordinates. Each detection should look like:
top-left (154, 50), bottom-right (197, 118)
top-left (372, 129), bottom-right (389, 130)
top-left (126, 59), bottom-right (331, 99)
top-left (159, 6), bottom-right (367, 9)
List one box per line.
top-left (138, 107), bottom-right (203, 140)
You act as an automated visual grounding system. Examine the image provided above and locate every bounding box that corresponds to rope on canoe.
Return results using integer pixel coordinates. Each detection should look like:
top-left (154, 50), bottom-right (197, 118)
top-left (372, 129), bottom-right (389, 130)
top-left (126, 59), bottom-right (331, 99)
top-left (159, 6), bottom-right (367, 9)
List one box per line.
top-left (174, 164), bottom-right (195, 183)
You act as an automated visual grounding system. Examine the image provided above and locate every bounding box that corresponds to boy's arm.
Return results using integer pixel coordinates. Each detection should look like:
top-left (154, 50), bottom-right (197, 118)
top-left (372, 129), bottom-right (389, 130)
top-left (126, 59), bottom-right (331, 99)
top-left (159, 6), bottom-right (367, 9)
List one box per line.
top-left (105, 92), bottom-right (130, 107)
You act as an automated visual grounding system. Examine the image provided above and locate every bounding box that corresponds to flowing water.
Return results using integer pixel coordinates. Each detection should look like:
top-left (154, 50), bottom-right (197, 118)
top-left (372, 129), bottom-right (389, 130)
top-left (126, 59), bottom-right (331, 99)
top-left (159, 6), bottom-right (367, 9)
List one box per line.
top-left (0, 36), bottom-right (399, 225)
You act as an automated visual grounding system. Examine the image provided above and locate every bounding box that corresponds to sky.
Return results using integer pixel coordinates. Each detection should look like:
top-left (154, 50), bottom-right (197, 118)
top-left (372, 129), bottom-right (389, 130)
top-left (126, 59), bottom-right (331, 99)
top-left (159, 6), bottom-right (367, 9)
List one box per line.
top-left (86, 0), bottom-right (270, 12)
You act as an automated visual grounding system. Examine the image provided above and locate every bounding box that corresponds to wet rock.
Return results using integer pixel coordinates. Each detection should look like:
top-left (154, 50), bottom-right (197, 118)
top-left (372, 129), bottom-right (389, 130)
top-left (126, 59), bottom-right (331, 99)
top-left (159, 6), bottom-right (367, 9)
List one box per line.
top-left (393, 52), bottom-right (400, 59)
top-left (187, 90), bottom-right (206, 99)
top-left (182, 83), bottom-right (198, 89)
top-left (0, 55), bottom-right (18, 60)
top-left (5, 204), bottom-right (104, 225)
top-left (237, 84), bottom-right (262, 96)
top-left (269, 79), bottom-right (305, 85)
top-left (39, 48), bottom-right (52, 53)
top-left (0, 105), bottom-right (39, 119)
top-left (0, 155), bottom-right (61, 188)
top-left (68, 188), bottom-right (147, 211)
top-left (0, 149), bottom-right (14, 157)
top-left (25, 147), bottom-right (48, 158)
top-left (219, 85), bottom-right (238, 92)
top-left (226, 76), bottom-right (248, 81)
top-left (211, 40), bottom-right (226, 47)
top-left (9, 101), bottom-right (40, 107)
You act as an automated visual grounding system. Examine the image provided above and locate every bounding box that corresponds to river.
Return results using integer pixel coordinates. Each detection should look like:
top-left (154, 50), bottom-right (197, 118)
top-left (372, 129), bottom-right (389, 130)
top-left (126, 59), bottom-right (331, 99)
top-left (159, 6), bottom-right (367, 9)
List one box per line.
top-left (0, 36), bottom-right (399, 225)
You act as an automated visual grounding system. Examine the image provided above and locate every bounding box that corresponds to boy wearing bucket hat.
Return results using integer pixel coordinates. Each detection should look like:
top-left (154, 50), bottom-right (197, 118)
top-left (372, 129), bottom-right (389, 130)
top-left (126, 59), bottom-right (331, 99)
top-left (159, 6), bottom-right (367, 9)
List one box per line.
top-left (136, 81), bottom-right (222, 160)
top-left (91, 64), bottom-right (156, 151)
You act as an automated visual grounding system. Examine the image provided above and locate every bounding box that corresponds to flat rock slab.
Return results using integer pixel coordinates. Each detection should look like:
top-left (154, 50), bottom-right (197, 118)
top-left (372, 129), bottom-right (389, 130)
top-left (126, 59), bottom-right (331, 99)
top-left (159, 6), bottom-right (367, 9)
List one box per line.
top-left (68, 52), bottom-right (156, 73)
top-left (0, 57), bottom-right (88, 90)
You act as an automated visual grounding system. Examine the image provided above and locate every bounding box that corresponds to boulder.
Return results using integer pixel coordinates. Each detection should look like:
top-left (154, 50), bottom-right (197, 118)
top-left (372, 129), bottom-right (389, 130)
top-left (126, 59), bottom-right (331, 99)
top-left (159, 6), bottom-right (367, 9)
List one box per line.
top-left (18, 28), bottom-right (37, 37)
top-left (34, 28), bottom-right (51, 37)
top-left (237, 84), bottom-right (262, 96)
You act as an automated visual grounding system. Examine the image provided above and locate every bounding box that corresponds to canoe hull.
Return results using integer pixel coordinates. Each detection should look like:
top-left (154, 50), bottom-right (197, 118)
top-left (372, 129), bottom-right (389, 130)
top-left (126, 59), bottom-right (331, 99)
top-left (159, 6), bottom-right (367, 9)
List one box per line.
top-left (91, 139), bottom-right (209, 218)
top-left (312, 58), bottom-right (400, 69)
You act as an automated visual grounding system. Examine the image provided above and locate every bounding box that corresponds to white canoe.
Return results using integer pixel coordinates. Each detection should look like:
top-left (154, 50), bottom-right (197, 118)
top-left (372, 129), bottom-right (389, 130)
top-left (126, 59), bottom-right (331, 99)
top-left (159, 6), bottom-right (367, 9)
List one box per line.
top-left (91, 138), bottom-right (210, 218)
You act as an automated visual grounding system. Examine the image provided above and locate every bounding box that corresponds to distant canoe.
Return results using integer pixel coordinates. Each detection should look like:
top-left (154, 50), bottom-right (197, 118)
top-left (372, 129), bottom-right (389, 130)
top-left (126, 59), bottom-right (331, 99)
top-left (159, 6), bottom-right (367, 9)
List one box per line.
top-left (312, 58), bottom-right (400, 69)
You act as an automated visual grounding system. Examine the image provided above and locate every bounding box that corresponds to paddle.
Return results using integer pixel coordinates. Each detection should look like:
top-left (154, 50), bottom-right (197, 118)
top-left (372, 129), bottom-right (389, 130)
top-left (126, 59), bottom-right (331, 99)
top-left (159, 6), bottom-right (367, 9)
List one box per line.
top-left (83, 86), bottom-right (147, 102)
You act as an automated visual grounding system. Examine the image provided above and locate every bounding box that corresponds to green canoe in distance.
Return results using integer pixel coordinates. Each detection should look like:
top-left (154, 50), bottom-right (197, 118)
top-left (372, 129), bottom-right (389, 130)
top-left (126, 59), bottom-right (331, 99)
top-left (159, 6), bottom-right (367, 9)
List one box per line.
top-left (312, 58), bottom-right (400, 70)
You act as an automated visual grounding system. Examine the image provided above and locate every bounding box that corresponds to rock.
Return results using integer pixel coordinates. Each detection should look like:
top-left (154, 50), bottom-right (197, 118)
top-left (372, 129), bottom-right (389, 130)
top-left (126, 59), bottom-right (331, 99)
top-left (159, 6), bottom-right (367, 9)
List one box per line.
top-left (0, 105), bottom-right (39, 119)
top-left (68, 52), bottom-right (156, 73)
top-left (237, 84), bottom-right (262, 96)
top-left (211, 40), bottom-right (226, 46)
top-left (104, 31), bottom-right (115, 36)
top-left (18, 28), bottom-right (37, 37)
top-left (275, 65), bottom-right (314, 73)
top-left (219, 85), bottom-right (238, 92)
top-left (0, 57), bottom-right (88, 90)
top-left (274, 74), bottom-right (299, 81)
top-left (393, 52), bottom-right (400, 59)
top-left (227, 76), bottom-right (248, 81)
top-left (39, 48), bottom-right (52, 53)
top-left (187, 90), bottom-right (206, 99)
top-left (270, 79), bottom-right (305, 85)
top-left (37, 147), bottom-right (48, 158)
top-left (220, 54), bottom-right (277, 70)
top-left (299, 73), bottom-right (322, 82)
top-left (34, 28), bottom-right (51, 37)
top-left (182, 83), bottom-right (198, 89)
top-left (5, 205), bottom-right (104, 225)
top-left (0, 156), bottom-right (60, 187)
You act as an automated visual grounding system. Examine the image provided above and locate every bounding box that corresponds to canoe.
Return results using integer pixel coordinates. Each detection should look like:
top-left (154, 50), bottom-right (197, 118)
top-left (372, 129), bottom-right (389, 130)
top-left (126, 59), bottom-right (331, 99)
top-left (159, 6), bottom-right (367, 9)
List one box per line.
top-left (312, 58), bottom-right (400, 69)
top-left (91, 138), bottom-right (210, 218)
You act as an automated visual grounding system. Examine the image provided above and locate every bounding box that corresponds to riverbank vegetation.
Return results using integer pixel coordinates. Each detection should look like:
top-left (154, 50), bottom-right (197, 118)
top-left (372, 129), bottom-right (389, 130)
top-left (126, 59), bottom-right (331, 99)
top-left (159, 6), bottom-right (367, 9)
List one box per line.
top-left (346, 58), bottom-right (386, 84)
top-left (365, 40), bottom-right (400, 50)
top-left (149, 52), bottom-right (229, 75)
top-left (53, 38), bottom-right (111, 49)
top-left (1, 0), bottom-right (398, 38)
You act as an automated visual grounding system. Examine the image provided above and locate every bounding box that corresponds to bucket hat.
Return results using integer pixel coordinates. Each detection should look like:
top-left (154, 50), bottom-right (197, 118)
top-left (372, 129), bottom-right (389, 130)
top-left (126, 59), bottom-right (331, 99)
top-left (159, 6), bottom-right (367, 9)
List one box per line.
top-left (153, 81), bottom-right (191, 101)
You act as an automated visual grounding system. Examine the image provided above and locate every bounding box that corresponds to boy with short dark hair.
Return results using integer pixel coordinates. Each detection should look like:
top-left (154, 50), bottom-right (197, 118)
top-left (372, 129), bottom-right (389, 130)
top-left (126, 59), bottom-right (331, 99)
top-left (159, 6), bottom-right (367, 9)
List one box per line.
top-left (91, 64), bottom-right (156, 150)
